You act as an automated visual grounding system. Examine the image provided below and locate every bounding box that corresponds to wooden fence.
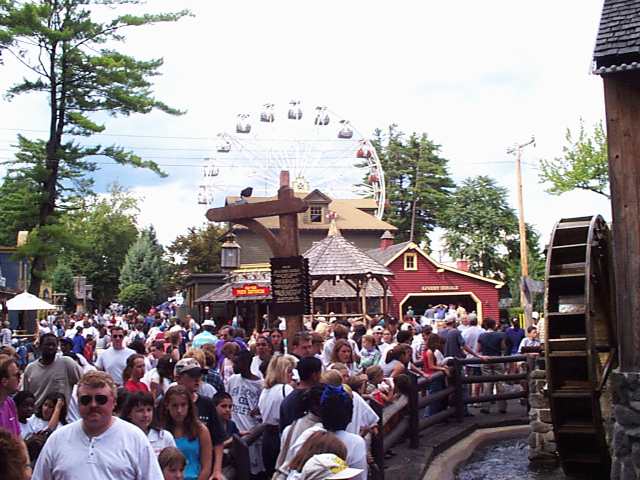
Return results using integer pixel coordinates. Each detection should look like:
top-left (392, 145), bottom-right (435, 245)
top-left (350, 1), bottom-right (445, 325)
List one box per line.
top-left (231, 354), bottom-right (535, 480)
top-left (369, 354), bottom-right (535, 479)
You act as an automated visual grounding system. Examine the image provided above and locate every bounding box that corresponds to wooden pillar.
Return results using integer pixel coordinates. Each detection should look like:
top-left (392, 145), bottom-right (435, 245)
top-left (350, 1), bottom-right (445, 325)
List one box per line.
top-left (603, 72), bottom-right (640, 371)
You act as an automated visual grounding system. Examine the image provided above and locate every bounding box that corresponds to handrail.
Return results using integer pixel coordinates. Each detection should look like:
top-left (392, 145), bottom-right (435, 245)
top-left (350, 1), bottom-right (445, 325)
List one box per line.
top-left (368, 352), bottom-right (536, 475)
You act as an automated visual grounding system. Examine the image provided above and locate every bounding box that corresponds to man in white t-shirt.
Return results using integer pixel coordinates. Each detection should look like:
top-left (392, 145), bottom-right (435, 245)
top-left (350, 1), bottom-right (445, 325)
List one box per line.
top-left (33, 371), bottom-right (162, 479)
top-left (95, 326), bottom-right (135, 386)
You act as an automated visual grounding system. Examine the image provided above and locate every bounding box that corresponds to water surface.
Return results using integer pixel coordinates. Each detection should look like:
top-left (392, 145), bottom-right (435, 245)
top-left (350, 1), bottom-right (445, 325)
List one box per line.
top-left (455, 438), bottom-right (567, 480)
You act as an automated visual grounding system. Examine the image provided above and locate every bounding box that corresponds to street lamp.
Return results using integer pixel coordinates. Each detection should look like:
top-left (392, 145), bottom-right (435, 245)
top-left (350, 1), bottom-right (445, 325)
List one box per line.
top-left (221, 233), bottom-right (241, 270)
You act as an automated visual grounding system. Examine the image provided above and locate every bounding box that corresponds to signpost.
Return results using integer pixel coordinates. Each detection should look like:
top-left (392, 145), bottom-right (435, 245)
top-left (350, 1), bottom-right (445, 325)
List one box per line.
top-left (270, 256), bottom-right (310, 316)
top-left (206, 171), bottom-right (309, 344)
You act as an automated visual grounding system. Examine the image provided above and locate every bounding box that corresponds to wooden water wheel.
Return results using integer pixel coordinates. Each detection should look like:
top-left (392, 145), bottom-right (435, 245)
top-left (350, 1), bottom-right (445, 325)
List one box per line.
top-left (544, 215), bottom-right (617, 477)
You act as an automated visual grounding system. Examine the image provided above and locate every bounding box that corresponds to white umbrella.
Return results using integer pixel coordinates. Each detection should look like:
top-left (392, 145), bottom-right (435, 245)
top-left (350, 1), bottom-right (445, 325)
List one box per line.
top-left (6, 292), bottom-right (57, 311)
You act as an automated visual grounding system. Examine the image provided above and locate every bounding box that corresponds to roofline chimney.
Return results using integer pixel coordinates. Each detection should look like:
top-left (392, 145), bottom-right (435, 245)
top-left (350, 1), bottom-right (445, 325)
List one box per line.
top-left (380, 230), bottom-right (394, 250)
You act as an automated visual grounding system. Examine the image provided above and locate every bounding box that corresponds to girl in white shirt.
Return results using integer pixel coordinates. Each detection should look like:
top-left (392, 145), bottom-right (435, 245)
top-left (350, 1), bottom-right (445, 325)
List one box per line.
top-left (120, 390), bottom-right (176, 456)
top-left (258, 354), bottom-right (296, 476)
top-left (22, 392), bottom-right (67, 438)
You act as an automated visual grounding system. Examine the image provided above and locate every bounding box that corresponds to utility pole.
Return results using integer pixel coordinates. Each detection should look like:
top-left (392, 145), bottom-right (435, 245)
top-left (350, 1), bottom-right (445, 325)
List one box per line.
top-left (409, 160), bottom-right (420, 243)
top-left (507, 136), bottom-right (535, 327)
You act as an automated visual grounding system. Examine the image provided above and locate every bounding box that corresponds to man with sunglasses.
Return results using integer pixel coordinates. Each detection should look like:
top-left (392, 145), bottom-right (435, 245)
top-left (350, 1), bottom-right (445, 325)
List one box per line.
top-left (95, 326), bottom-right (135, 386)
top-left (33, 370), bottom-right (163, 479)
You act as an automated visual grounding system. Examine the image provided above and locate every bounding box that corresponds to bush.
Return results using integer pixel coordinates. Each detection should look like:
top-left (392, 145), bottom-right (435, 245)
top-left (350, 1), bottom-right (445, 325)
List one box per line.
top-left (118, 283), bottom-right (154, 311)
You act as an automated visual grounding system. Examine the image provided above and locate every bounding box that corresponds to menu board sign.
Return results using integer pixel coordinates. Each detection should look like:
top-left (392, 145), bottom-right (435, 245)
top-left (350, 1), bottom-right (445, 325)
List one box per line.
top-left (270, 255), bottom-right (310, 316)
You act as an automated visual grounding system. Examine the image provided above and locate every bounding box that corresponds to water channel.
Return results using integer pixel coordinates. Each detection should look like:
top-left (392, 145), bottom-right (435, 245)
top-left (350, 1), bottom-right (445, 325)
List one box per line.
top-left (455, 437), bottom-right (568, 480)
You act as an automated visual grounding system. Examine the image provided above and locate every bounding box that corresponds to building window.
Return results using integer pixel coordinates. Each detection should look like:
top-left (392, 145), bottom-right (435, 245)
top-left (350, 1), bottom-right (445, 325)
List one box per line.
top-left (404, 252), bottom-right (417, 271)
top-left (310, 205), bottom-right (323, 223)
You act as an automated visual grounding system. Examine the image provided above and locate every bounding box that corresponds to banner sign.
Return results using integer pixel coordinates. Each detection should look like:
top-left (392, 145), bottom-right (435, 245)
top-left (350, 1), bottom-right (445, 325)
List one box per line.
top-left (232, 284), bottom-right (271, 297)
top-left (270, 255), bottom-right (310, 315)
top-left (421, 285), bottom-right (460, 292)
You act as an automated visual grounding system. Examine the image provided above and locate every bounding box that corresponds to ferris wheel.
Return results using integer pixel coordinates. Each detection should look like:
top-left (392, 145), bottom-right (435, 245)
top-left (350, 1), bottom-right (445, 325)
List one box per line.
top-left (198, 101), bottom-right (386, 219)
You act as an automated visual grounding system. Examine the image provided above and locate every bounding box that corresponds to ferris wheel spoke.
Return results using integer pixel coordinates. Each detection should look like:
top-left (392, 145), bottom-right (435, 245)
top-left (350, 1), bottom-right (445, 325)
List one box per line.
top-left (203, 102), bottom-right (385, 218)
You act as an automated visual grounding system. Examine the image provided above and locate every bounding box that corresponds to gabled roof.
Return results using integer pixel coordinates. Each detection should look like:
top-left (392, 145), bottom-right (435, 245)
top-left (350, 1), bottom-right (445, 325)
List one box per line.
top-left (593, 0), bottom-right (640, 74)
top-left (226, 192), bottom-right (397, 232)
top-left (366, 241), bottom-right (411, 265)
top-left (303, 231), bottom-right (393, 278)
top-left (304, 189), bottom-right (332, 204)
top-left (366, 242), bottom-right (504, 287)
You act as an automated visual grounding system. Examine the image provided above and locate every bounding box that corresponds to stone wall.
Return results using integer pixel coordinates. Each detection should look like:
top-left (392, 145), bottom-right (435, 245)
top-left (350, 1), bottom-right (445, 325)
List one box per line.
top-left (528, 363), bottom-right (558, 462)
top-left (611, 370), bottom-right (640, 480)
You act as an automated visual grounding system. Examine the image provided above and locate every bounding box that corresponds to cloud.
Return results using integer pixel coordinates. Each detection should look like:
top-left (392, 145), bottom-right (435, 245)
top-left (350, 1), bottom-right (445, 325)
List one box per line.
top-left (0, 0), bottom-right (611, 252)
top-left (130, 180), bottom-right (211, 247)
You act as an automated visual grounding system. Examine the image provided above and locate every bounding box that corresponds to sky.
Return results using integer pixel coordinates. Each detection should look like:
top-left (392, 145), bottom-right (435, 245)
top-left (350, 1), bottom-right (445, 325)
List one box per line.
top-left (0, 0), bottom-right (611, 252)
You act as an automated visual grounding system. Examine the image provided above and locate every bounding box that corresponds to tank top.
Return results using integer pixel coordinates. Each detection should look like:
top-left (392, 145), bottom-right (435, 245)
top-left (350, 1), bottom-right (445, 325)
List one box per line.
top-left (175, 435), bottom-right (201, 480)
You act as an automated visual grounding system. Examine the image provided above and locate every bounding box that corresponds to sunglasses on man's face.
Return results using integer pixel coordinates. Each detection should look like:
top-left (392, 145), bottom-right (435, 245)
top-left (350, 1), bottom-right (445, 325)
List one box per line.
top-left (79, 394), bottom-right (109, 406)
top-left (112, 334), bottom-right (124, 339)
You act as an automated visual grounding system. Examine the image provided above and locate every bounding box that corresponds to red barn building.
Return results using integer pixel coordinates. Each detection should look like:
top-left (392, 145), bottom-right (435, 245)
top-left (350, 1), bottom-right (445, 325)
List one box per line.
top-left (367, 234), bottom-right (503, 322)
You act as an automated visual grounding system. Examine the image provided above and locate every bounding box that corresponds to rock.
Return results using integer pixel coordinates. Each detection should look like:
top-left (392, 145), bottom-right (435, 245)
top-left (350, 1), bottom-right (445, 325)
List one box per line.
top-left (615, 405), bottom-right (640, 427)
top-left (613, 427), bottom-right (631, 457)
top-left (531, 369), bottom-right (546, 379)
top-left (631, 442), bottom-right (640, 469)
top-left (539, 408), bottom-right (552, 423)
top-left (542, 430), bottom-right (556, 442)
top-left (529, 393), bottom-right (549, 409)
top-left (531, 420), bottom-right (552, 434)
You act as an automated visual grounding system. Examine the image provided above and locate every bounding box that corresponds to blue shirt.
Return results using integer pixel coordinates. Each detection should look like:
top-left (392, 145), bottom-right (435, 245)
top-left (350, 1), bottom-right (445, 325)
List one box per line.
top-left (192, 330), bottom-right (218, 349)
top-left (175, 435), bottom-right (201, 480)
top-left (72, 334), bottom-right (85, 354)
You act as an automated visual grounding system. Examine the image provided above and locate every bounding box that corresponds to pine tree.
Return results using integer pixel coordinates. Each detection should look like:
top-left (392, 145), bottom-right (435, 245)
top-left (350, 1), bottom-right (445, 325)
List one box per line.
top-left (119, 231), bottom-right (165, 304)
top-left (0, 1), bottom-right (190, 296)
top-left (440, 176), bottom-right (519, 278)
top-left (370, 125), bottom-right (454, 245)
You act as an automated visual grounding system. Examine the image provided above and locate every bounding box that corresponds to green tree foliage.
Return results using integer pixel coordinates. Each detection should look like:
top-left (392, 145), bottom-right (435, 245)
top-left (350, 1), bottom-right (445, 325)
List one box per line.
top-left (0, 170), bottom-right (41, 245)
top-left (118, 283), bottom-right (153, 312)
top-left (440, 176), bottom-right (518, 278)
top-left (539, 120), bottom-right (609, 198)
top-left (504, 223), bottom-right (546, 308)
top-left (119, 230), bottom-right (165, 304)
top-left (370, 125), bottom-right (454, 245)
top-left (168, 223), bottom-right (224, 275)
top-left (62, 184), bottom-right (139, 308)
top-left (0, 0), bottom-right (190, 295)
top-left (50, 260), bottom-right (75, 310)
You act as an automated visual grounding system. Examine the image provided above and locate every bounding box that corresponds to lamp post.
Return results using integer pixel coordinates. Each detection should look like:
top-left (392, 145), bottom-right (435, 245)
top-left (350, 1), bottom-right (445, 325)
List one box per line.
top-left (220, 233), bottom-right (241, 271)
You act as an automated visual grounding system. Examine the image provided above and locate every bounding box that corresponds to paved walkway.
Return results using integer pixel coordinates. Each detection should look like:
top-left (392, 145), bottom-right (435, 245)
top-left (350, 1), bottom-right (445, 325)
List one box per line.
top-left (383, 400), bottom-right (529, 479)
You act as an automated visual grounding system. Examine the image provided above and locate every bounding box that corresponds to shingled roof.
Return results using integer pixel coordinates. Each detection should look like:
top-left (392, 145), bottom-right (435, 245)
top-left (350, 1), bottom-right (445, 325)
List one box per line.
top-left (303, 230), bottom-right (393, 278)
top-left (226, 192), bottom-right (397, 232)
top-left (593, 0), bottom-right (640, 74)
top-left (366, 241), bottom-right (412, 265)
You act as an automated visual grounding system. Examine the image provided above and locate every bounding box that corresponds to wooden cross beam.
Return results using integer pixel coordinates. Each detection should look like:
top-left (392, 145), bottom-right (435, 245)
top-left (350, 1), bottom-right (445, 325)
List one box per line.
top-left (205, 171), bottom-right (308, 341)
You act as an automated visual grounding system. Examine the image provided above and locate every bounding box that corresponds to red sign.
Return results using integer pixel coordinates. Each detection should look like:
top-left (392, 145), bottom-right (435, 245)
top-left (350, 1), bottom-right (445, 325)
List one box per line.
top-left (232, 284), bottom-right (270, 297)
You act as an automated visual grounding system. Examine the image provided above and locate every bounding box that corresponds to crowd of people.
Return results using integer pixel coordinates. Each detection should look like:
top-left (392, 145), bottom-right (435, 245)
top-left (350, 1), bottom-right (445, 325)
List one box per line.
top-left (0, 304), bottom-right (542, 480)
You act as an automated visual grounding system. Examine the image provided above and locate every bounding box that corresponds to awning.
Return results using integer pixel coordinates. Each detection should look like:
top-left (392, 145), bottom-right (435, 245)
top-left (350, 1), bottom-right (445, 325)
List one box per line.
top-left (7, 292), bottom-right (57, 311)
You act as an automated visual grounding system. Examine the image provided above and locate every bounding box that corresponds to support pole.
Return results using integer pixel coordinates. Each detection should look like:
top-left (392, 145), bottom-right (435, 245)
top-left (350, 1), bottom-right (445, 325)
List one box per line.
top-left (508, 137), bottom-right (535, 327)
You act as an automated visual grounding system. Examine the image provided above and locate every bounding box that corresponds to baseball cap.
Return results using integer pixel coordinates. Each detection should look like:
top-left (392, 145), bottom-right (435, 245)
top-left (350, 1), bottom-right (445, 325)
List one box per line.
top-left (174, 358), bottom-right (206, 377)
top-left (300, 454), bottom-right (362, 479)
top-left (372, 326), bottom-right (384, 333)
top-left (400, 323), bottom-right (413, 332)
top-left (202, 319), bottom-right (216, 328)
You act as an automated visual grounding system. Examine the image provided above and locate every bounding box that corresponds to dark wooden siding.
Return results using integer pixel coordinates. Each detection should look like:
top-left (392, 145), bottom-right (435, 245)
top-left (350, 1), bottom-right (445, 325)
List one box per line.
top-left (236, 230), bottom-right (385, 264)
